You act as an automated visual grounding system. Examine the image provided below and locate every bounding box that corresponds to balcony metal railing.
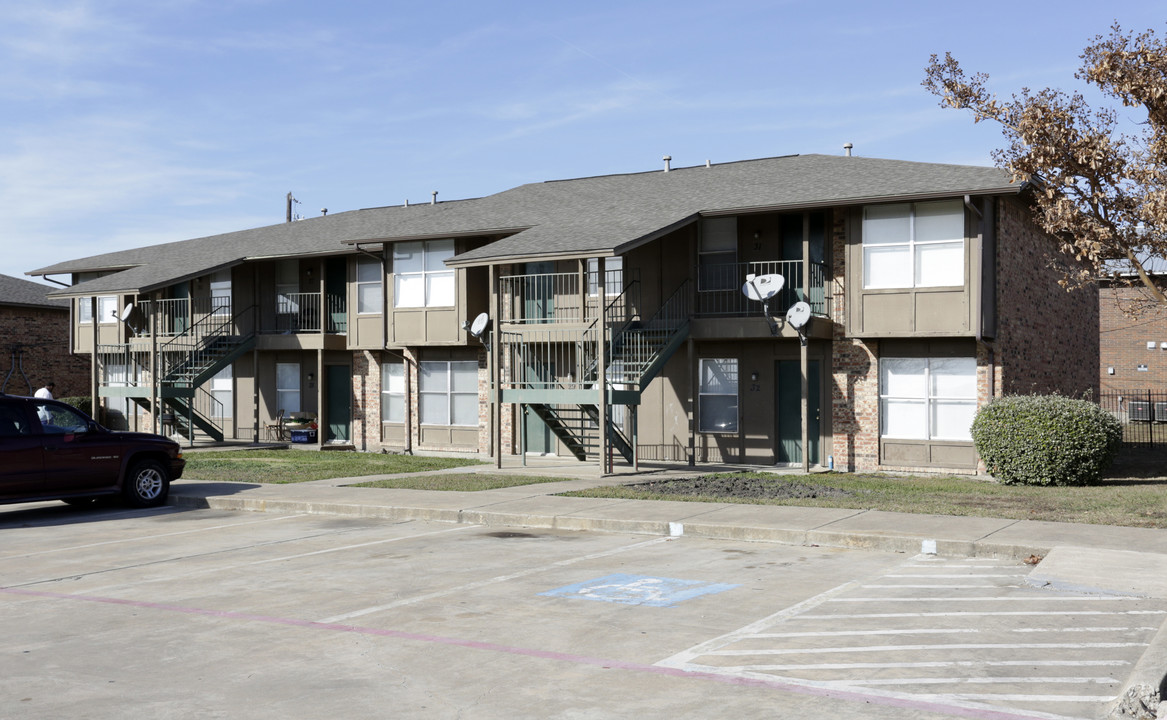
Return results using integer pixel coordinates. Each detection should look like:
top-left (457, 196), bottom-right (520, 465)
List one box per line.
top-left (274, 293), bottom-right (347, 334)
top-left (499, 327), bottom-right (598, 391)
top-left (499, 268), bottom-right (637, 325)
top-left (695, 260), bottom-right (828, 317)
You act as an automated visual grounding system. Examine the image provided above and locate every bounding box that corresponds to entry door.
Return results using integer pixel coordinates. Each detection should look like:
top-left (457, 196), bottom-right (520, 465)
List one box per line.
top-left (776, 359), bottom-right (821, 465)
top-left (326, 366), bottom-right (351, 443)
top-left (524, 360), bottom-right (556, 454)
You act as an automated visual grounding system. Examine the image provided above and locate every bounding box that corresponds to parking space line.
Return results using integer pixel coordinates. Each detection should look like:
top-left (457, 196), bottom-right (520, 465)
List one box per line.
top-left (830, 596), bottom-right (1134, 602)
top-left (0, 512), bottom-right (307, 559)
top-left (800, 610), bottom-right (1166, 619)
top-left (731, 660), bottom-right (1131, 671)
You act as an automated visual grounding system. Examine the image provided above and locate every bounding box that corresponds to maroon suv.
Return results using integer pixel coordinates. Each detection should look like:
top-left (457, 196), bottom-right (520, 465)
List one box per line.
top-left (0, 394), bottom-right (185, 508)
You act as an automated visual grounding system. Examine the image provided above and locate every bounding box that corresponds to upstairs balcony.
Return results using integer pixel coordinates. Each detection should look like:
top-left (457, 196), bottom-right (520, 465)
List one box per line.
top-left (695, 259), bottom-right (828, 318)
top-left (133, 293), bottom-right (347, 338)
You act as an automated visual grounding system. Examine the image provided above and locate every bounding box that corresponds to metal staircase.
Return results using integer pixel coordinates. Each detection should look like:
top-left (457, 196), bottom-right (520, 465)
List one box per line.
top-left (99, 305), bottom-right (255, 443)
top-left (525, 280), bottom-right (691, 464)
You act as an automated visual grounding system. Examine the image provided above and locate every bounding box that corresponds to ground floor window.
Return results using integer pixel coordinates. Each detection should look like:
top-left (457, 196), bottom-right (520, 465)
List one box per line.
top-left (276, 362), bottom-right (301, 414)
top-left (419, 360), bottom-right (477, 426)
top-left (211, 365), bottom-right (232, 421)
top-left (381, 360), bottom-right (405, 423)
top-left (699, 358), bottom-right (738, 433)
top-left (880, 357), bottom-right (976, 441)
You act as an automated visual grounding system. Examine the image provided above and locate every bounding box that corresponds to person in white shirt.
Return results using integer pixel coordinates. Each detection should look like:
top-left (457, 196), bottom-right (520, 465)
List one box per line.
top-left (34, 382), bottom-right (54, 425)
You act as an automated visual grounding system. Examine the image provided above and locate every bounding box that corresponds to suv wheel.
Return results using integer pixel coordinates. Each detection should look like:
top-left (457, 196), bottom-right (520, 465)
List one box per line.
top-left (123, 459), bottom-right (170, 508)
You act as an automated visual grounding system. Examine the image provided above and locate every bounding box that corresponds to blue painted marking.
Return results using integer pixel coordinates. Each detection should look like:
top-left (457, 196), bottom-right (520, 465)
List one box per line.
top-left (539, 573), bottom-right (739, 608)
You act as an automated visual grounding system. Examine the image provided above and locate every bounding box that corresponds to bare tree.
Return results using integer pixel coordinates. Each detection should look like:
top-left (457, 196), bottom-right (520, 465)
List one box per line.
top-left (924, 24), bottom-right (1167, 310)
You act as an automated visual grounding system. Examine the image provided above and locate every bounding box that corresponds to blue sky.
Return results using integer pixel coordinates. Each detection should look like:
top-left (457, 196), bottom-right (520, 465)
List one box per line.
top-left (2, 0), bottom-right (1162, 283)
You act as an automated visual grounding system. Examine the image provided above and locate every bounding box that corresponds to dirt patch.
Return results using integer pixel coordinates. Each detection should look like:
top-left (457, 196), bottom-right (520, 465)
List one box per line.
top-left (630, 473), bottom-right (855, 500)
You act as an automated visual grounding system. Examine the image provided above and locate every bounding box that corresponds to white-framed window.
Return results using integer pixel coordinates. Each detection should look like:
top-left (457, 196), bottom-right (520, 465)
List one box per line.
top-left (699, 217), bottom-right (738, 291)
top-left (78, 296), bottom-right (118, 324)
top-left (862, 200), bottom-right (965, 289)
top-left (211, 364), bottom-right (233, 421)
top-left (418, 360), bottom-right (477, 426)
top-left (699, 358), bottom-right (738, 433)
top-left (276, 259), bottom-right (299, 315)
top-left (276, 362), bottom-right (301, 414)
top-left (880, 357), bottom-right (977, 441)
top-left (393, 239), bottom-right (455, 308)
top-left (356, 255), bottom-right (383, 314)
top-left (210, 269), bottom-right (232, 317)
top-left (587, 256), bottom-right (624, 296)
top-left (381, 360), bottom-right (405, 423)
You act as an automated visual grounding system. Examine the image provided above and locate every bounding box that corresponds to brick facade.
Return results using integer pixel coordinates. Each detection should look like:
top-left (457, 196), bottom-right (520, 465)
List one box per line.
top-left (1099, 284), bottom-right (1167, 391)
top-left (0, 304), bottom-right (90, 398)
top-left (993, 197), bottom-right (1099, 398)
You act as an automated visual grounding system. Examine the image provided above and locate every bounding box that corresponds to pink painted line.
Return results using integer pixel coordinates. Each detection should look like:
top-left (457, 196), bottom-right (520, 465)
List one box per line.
top-left (2, 586), bottom-right (1057, 720)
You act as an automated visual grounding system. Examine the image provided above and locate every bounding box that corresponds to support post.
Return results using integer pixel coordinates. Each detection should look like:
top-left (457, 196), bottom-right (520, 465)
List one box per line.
top-left (802, 215), bottom-right (811, 474)
top-left (596, 257), bottom-right (608, 474)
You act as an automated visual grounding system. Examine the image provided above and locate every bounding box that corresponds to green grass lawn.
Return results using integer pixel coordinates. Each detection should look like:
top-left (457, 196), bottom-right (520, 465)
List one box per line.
top-left (181, 450), bottom-right (484, 484)
top-left (181, 448), bottom-right (1167, 528)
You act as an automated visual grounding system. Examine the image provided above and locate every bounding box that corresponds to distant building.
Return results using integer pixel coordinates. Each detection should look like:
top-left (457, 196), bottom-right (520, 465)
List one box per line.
top-left (1100, 280), bottom-right (1167, 392)
top-left (0, 274), bottom-right (89, 398)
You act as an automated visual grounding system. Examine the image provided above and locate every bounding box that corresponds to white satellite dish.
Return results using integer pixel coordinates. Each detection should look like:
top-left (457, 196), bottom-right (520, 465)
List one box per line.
top-left (469, 312), bottom-right (490, 338)
top-left (741, 273), bottom-right (785, 301)
top-left (786, 301), bottom-right (812, 329)
top-left (119, 303), bottom-right (136, 322)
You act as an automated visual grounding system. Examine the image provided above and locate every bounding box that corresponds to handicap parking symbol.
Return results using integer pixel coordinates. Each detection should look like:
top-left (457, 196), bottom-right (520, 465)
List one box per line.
top-left (539, 573), bottom-right (738, 608)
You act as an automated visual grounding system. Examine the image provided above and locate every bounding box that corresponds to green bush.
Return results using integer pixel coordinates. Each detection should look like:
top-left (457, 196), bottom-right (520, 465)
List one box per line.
top-left (971, 395), bottom-right (1122, 486)
top-left (58, 396), bottom-right (93, 416)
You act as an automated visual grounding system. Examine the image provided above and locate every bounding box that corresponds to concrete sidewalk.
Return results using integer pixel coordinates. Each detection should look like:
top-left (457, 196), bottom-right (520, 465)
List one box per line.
top-left (166, 457), bottom-right (1167, 718)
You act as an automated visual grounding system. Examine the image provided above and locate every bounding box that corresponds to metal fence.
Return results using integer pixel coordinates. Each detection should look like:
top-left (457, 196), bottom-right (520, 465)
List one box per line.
top-left (1099, 390), bottom-right (1167, 448)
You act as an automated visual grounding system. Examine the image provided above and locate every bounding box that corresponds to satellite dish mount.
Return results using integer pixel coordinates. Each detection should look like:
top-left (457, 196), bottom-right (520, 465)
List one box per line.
top-left (465, 312), bottom-right (492, 352)
top-left (786, 301), bottom-right (812, 346)
top-left (741, 273), bottom-right (786, 335)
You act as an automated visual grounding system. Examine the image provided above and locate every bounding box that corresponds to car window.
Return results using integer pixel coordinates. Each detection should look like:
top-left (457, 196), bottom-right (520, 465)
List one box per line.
top-left (0, 404), bottom-right (30, 437)
top-left (34, 401), bottom-right (91, 435)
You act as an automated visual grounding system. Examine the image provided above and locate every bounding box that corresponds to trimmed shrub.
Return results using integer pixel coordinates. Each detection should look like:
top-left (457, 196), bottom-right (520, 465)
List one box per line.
top-left (971, 395), bottom-right (1122, 486)
top-left (58, 396), bottom-right (93, 416)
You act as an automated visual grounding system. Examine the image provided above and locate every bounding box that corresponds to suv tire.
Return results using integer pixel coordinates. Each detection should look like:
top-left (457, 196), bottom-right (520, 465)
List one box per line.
top-left (123, 459), bottom-right (170, 508)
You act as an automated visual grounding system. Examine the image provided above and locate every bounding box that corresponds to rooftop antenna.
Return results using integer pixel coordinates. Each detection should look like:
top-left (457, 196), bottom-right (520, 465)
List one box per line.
top-left (741, 273), bottom-right (785, 335)
top-left (286, 192), bottom-right (301, 222)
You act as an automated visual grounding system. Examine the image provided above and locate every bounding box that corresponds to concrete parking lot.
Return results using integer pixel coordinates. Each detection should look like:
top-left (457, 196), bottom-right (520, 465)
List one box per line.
top-left (2, 501), bottom-right (1164, 719)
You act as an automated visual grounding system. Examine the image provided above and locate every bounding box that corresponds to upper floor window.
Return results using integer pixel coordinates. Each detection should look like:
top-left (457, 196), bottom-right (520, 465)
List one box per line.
top-left (356, 256), bottom-right (383, 314)
top-left (210, 269), bottom-right (232, 317)
top-left (862, 200), bottom-right (964, 289)
top-left (698, 217), bottom-right (738, 292)
top-left (394, 239), bottom-right (454, 308)
top-left (587, 256), bottom-right (624, 296)
top-left (78, 296), bottom-right (118, 324)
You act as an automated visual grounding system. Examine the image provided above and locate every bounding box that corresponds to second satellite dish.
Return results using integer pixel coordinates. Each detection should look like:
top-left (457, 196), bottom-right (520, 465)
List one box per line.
top-left (741, 273), bottom-right (785, 301)
top-left (469, 312), bottom-right (491, 338)
top-left (786, 301), bottom-right (812, 329)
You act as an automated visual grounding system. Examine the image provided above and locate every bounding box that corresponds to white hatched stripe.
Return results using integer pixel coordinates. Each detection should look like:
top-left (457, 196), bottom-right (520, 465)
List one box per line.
top-left (708, 642), bottom-right (1147, 656)
top-left (833, 676), bottom-right (1116, 687)
top-left (1012, 626), bottom-right (1158, 633)
top-left (830, 596), bottom-right (1133, 602)
top-left (722, 659), bottom-right (1130, 671)
top-left (948, 694), bottom-right (1113, 702)
top-left (750, 628), bottom-right (977, 639)
top-left (801, 610), bottom-right (1166, 619)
